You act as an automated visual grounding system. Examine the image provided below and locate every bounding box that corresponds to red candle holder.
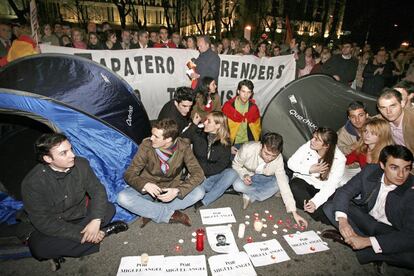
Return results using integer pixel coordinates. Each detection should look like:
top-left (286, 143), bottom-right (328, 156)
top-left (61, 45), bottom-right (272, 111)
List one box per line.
top-left (196, 228), bottom-right (205, 251)
top-left (174, 245), bottom-right (182, 252)
top-left (246, 236), bottom-right (253, 243)
top-left (268, 214), bottom-right (274, 220)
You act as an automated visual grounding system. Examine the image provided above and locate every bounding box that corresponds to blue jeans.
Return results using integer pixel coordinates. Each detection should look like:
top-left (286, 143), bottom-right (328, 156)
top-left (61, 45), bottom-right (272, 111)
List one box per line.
top-left (233, 173), bottom-right (278, 202)
top-left (201, 168), bottom-right (239, 206)
top-left (117, 185), bottom-right (205, 223)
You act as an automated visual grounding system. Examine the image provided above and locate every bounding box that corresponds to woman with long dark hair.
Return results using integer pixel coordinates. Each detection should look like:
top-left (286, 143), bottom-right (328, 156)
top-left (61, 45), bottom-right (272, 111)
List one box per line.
top-left (102, 30), bottom-right (121, 50)
top-left (287, 127), bottom-right (346, 224)
top-left (191, 77), bottom-right (222, 121)
top-left (183, 111), bottom-right (238, 208)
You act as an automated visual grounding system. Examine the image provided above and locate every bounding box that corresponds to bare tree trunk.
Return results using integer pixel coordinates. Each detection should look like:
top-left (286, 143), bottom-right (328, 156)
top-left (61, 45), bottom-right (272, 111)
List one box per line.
top-left (328, 0), bottom-right (340, 40)
top-left (175, 0), bottom-right (181, 33)
top-left (162, 0), bottom-right (173, 32)
top-left (112, 0), bottom-right (132, 29)
top-left (213, 0), bottom-right (221, 39)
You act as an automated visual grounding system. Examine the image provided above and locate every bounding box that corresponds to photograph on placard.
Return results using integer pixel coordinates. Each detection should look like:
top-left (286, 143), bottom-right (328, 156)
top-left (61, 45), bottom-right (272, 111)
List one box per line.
top-left (206, 225), bottom-right (239, 253)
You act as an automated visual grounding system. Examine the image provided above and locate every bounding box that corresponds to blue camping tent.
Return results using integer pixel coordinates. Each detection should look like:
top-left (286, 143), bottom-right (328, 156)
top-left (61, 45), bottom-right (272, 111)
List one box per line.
top-left (0, 54), bottom-right (152, 223)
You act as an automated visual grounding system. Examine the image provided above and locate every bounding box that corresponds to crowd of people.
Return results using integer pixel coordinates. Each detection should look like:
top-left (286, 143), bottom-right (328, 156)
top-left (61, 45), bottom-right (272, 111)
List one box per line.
top-left (1, 19), bottom-right (414, 274)
top-left (1, 20), bottom-right (414, 99)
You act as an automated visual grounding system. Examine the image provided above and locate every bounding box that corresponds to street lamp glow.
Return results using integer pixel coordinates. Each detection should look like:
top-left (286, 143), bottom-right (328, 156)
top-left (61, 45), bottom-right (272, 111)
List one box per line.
top-left (245, 25), bottom-right (251, 31)
top-left (401, 41), bottom-right (409, 47)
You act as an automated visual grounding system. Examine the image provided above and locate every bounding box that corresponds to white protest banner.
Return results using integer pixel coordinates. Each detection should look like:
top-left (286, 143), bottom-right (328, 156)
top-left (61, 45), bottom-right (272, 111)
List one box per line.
top-left (206, 225), bottom-right (238, 254)
top-left (116, 255), bottom-right (165, 276)
top-left (164, 255), bottom-right (207, 276)
top-left (200, 207), bottom-right (236, 225)
top-left (40, 45), bottom-right (295, 120)
top-left (208, 252), bottom-right (257, 276)
top-left (283, 230), bottom-right (329, 255)
top-left (243, 239), bottom-right (290, 267)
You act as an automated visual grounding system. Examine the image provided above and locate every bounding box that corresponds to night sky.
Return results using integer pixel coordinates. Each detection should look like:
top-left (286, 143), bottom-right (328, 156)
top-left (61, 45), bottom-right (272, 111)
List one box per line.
top-left (343, 0), bottom-right (414, 49)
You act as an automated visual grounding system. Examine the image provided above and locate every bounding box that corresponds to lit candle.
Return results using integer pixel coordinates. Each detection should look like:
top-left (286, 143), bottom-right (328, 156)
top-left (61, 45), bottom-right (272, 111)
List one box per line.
top-left (196, 228), bottom-right (204, 251)
top-left (238, 223), bottom-right (246, 239)
top-left (254, 218), bottom-right (263, 232)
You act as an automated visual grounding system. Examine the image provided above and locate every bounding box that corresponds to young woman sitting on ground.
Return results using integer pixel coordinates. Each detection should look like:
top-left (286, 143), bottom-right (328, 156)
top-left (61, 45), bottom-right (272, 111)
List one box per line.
top-left (288, 127), bottom-right (346, 224)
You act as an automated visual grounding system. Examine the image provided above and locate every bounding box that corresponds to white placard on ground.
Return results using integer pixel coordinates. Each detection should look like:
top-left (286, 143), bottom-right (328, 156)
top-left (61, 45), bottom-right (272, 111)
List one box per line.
top-left (164, 255), bottom-right (208, 276)
top-left (200, 207), bottom-right (236, 225)
top-left (283, 230), bottom-right (330, 255)
top-left (116, 255), bottom-right (165, 276)
top-left (243, 239), bottom-right (290, 266)
top-left (206, 225), bottom-right (239, 254)
top-left (208, 252), bottom-right (257, 276)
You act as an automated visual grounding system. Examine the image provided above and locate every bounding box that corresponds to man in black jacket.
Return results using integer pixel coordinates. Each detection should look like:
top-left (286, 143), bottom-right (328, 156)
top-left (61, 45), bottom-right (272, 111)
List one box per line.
top-left (323, 145), bottom-right (414, 271)
top-left (158, 86), bottom-right (194, 133)
top-left (22, 133), bottom-right (128, 270)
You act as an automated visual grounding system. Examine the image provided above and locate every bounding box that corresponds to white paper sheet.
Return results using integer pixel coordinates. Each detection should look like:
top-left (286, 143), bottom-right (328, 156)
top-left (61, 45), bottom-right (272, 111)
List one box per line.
top-left (164, 255), bottom-right (208, 276)
top-left (200, 207), bottom-right (236, 225)
top-left (243, 239), bottom-right (290, 266)
top-left (283, 230), bottom-right (330, 255)
top-left (116, 255), bottom-right (165, 276)
top-left (208, 252), bottom-right (257, 276)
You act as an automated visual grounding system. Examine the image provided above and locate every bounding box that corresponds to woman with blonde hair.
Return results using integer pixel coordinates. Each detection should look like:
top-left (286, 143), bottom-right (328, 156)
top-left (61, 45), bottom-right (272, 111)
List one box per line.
top-left (183, 111), bottom-right (238, 208)
top-left (346, 118), bottom-right (394, 167)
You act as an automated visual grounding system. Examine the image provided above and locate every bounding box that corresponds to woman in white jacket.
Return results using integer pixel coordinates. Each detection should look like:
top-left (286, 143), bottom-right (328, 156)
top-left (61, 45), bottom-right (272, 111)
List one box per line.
top-left (288, 127), bottom-right (345, 224)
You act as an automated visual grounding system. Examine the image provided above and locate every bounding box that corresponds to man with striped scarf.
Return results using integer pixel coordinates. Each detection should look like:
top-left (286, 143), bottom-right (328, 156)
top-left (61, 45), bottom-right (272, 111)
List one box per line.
top-left (117, 118), bottom-right (205, 227)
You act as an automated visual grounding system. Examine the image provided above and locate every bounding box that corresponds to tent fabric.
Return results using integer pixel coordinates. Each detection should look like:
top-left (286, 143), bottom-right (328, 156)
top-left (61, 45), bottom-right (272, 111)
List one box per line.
top-left (0, 192), bottom-right (23, 224)
top-left (0, 89), bottom-right (139, 223)
top-left (262, 74), bottom-right (378, 159)
top-left (0, 53), bottom-right (151, 145)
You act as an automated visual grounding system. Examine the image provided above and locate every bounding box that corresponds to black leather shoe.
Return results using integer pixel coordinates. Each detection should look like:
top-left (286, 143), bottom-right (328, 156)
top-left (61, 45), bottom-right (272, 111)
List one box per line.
top-left (103, 221), bottom-right (128, 236)
top-left (49, 257), bottom-right (65, 271)
top-left (321, 229), bottom-right (347, 246)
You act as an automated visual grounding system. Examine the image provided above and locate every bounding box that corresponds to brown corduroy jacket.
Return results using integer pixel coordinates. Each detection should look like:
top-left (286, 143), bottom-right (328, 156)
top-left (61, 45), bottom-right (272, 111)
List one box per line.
top-left (124, 137), bottom-right (204, 198)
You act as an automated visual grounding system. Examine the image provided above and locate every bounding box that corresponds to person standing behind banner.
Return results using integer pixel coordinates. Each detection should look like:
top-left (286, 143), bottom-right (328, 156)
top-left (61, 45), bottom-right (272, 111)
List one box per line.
top-left (288, 127), bottom-right (345, 224)
top-left (222, 79), bottom-right (261, 156)
top-left (183, 111), bottom-right (238, 208)
top-left (153, 26), bottom-right (176, 48)
top-left (190, 35), bottom-right (220, 89)
top-left (191, 77), bottom-right (222, 121)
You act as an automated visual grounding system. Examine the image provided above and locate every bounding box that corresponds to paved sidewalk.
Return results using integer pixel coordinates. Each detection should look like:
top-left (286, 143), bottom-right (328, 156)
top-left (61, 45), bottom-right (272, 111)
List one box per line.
top-left (1, 194), bottom-right (412, 276)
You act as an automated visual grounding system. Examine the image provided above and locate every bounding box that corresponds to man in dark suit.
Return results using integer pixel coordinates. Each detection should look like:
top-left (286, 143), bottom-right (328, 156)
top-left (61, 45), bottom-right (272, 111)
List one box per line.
top-left (323, 145), bottom-right (414, 271)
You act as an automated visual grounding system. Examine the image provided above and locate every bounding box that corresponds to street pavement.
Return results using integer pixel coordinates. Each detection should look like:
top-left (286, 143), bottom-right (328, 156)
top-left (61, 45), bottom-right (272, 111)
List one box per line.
top-left (1, 193), bottom-right (413, 276)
